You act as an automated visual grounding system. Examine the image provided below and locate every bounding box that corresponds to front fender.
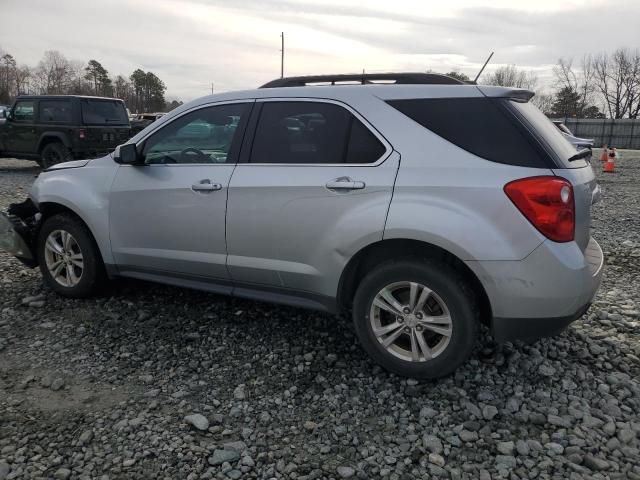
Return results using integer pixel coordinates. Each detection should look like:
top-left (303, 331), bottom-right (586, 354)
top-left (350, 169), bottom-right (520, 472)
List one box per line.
top-left (30, 158), bottom-right (118, 264)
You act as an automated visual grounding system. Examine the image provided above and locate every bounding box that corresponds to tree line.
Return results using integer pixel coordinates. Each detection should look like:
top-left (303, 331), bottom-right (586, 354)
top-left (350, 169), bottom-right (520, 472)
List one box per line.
top-left (0, 48), bottom-right (183, 113)
top-left (445, 47), bottom-right (639, 119)
top-left (475, 47), bottom-right (640, 119)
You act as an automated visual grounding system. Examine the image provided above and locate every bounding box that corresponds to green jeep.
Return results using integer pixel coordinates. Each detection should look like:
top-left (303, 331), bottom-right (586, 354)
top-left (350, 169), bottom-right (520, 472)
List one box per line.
top-left (0, 95), bottom-right (131, 168)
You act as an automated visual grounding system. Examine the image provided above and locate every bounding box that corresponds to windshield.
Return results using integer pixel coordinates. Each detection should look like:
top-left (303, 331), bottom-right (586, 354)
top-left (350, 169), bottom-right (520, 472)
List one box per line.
top-left (81, 99), bottom-right (129, 125)
top-left (510, 100), bottom-right (582, 167)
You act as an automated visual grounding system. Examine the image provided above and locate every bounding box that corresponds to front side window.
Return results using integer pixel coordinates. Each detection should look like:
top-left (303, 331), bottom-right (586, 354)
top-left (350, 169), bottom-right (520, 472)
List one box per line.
top-left (13, 101), bottom-right (34, 121)
top-left (39, 100), bottom-right (73, 123)
top-left (81, 99), bottom-right (128, 125)
top-left (250, 101), bottom-right (385, 164)
top-left (142, 103), bottom-right (250, 165)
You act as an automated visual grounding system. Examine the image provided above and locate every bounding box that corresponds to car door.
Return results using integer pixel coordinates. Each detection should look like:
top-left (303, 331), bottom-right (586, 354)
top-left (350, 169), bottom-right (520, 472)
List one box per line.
top-left (109, 101), bottom-right (253, 286)
top-left (4, 99), bottom-right (39, 154)
top-left (226, 99), bottom-right (399, 299)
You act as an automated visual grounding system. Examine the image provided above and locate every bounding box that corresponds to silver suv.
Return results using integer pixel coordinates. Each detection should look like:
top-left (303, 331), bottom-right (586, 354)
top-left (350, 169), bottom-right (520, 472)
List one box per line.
top-left (1, 73), bottom-right (604, 379)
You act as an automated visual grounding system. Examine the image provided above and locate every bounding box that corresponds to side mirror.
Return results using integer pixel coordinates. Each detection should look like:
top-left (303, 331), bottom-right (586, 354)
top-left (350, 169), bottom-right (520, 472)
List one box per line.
top-left (114, 143), bottom-right (142, 165)
top-left (1, 110), bottom-right (8, 119)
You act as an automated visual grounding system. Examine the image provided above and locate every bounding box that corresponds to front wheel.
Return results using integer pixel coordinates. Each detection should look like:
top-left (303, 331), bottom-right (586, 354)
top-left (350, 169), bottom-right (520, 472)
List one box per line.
top-left (352, 259), bottom-right (479, 379)
top-left (36, 214), bottom-right (106, 297)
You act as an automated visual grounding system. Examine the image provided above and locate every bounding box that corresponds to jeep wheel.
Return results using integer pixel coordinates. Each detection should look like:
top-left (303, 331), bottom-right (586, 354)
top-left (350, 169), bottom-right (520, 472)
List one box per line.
top-left (352, 259), bottom-right (479, 379)
top-left (36, 214), bottom-right (106, 297)
top-left (40, 142), bottom-right (71, 169)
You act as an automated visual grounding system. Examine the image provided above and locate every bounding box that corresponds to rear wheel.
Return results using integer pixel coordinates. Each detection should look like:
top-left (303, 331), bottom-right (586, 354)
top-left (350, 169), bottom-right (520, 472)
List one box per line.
top-left (352, 259), bottom-right (478, 379)
top-left (40, 142), bottom-right (71, 169)
top-left (36, 214), bottom-right (106, 297)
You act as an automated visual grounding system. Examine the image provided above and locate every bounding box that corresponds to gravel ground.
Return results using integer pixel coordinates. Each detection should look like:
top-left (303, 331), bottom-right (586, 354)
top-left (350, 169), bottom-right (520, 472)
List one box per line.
top-left (0, 153), bottom-right (639, 480)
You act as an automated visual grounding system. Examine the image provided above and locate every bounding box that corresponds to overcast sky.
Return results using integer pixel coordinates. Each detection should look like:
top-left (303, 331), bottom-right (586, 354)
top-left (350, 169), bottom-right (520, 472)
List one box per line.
top-left (1, 0), bottom-right (639, 101)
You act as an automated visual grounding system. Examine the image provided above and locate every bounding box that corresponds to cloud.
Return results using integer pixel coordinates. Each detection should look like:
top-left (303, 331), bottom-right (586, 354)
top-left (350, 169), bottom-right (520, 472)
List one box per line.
top-left (1, 0), bottom-right (638, 100)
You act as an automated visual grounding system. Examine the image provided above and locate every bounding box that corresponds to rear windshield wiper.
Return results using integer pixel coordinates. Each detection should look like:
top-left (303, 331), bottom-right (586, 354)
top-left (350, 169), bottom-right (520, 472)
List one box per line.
top-left (568, 148), bottom-right (591, 162)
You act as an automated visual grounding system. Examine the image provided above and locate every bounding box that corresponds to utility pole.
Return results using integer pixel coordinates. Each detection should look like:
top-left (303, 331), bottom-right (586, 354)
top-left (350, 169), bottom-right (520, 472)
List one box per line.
top-left (211, 82), bottom-right (214, 95)
top-left (280, 32), bottom-right (285, 79)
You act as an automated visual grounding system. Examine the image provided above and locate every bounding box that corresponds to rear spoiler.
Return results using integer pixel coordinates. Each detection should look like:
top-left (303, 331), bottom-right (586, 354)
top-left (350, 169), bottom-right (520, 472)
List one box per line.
top-left (476, 85), bottom-right (535, 102)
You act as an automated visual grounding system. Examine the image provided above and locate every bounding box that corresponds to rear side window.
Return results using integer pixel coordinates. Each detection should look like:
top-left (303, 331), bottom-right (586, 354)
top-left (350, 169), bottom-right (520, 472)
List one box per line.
top-left (386, 98), bottom-right (549, 168)
top-left (345, 118), bottom-right (386, 164)
top-left (81, 99), bottom-right (128, 125)
top-left (250, 101), bottom-right (385, 164)
top-left (511, 101), bottom-right (582, 168)
top-left (39, 100), bottom-right (73, 123)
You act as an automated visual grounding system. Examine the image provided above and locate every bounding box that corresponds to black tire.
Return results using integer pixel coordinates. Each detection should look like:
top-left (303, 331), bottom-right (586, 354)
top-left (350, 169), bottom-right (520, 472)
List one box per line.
top-left (352, 259), bottom-right (479, 379)
top-left (36, 214), bottom-right (106, 298)
top-left (40, 142), bottom-right (71, 169)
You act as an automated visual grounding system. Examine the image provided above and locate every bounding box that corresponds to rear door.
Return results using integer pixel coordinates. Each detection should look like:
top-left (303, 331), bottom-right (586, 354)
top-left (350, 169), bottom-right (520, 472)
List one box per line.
top-left (109, 101), bottom-right (252, 283)
top-left (225, 99), bottom-right (399, 298)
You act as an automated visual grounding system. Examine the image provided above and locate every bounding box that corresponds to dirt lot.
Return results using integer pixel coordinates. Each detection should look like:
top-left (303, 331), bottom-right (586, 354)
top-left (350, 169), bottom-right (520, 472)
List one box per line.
top-left (0, 153), bottom-right (639, 480)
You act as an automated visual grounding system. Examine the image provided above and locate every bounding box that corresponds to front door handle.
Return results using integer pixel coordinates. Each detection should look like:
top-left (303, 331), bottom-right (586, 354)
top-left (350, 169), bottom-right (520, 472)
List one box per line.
top-left (326, 176), bottom-right (366, 191)
top-left (191, 179), bottom-right (222, 192)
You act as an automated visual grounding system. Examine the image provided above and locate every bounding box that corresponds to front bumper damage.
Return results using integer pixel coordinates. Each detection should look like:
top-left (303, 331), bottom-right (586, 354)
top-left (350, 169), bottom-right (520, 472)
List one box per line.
top-left (0, 199), bottom-right (41, 268)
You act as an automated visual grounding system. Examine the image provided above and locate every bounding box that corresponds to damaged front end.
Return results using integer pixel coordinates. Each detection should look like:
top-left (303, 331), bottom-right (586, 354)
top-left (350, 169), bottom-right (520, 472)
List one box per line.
top-left (0, 199), bottom-right (41, 268)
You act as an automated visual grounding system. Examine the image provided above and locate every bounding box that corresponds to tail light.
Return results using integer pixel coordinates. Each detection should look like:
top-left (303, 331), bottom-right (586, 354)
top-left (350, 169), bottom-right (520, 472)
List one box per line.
top-left (78, 129), bottom-right (86, 139)
top-left (504, 176), bottom-right (575, 242)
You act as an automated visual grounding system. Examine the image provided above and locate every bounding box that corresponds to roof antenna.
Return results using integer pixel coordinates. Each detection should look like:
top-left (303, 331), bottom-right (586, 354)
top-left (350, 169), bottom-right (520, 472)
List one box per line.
top-left (473, 51), bottom-right (494, 84)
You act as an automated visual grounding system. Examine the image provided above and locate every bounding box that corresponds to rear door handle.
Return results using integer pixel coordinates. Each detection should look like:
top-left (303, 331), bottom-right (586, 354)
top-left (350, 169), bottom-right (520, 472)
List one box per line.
top-left (191, 179), bottom-right (222, 192)
top-left (326, 176), bottom-right (366, 191)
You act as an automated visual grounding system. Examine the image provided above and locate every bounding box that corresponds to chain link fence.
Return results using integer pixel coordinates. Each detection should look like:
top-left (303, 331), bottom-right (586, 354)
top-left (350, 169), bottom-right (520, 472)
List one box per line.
top-left (553, 118), bottom-right (640, 149)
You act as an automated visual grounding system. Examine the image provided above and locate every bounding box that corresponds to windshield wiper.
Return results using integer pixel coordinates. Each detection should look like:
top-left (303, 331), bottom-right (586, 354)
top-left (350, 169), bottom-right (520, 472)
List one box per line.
top-left (568, 148), bottom-right (591, 162)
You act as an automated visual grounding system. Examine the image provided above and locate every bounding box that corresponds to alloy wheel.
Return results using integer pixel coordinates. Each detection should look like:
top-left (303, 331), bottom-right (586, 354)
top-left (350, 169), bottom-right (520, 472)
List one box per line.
top-left (369, 281), bottom-right (453, 362)
top-left (44, 229), bottom-right (84, 287)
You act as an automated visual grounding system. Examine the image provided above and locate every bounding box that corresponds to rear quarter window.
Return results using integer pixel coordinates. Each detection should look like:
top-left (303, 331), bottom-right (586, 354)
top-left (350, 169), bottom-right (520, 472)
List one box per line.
top-left (81, 99), bottom-right (128, 125)
top-left (386, 97), bottom-right (552, 168)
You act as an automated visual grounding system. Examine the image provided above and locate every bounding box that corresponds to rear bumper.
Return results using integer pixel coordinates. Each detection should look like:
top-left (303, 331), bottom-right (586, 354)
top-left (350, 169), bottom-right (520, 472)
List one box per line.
top-left (466, 237), bottom-right (604, 342)
top-left (492, 302), bottom-right (592, 343)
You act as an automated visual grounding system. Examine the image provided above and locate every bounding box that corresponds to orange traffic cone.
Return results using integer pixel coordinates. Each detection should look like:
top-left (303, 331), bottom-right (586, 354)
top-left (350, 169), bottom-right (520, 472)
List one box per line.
top-left (599, 147), bottom-right (608, 162)
top-left (603, 148), bottom-right (616, 173)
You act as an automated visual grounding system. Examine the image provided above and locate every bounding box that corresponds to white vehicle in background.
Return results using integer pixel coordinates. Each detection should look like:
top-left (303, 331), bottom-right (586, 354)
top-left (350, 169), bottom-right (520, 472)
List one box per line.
top-left (553, 121), bottom-right (594, 151)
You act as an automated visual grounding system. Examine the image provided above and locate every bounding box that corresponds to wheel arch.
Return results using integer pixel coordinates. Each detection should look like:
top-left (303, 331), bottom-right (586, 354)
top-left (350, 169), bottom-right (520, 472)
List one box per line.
top-left (37, 201), bottom-right (108, 269)
top-left (337, 238), bottom-right (492, 325)
top-left (37, 133), bottom-right (72, 152)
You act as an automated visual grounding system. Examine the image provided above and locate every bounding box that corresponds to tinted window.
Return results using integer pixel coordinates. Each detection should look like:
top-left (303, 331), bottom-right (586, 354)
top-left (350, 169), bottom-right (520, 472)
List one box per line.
top-left (81, 99), bottom-right (128, 125)
top-left (387, 98), bottom-right (549, 168)
top-left (251, 102), bottom-right (384, 164)
top-left (142, 103), bottom-right (249, 165)
top-left (13, 101), bottom-right (34, 121)
top-left (345, 118), bottom-right (386, 163)
top-left (39, 100), bottom-right (73, 123)
top-left (511, 101), bottom-right (581, 168)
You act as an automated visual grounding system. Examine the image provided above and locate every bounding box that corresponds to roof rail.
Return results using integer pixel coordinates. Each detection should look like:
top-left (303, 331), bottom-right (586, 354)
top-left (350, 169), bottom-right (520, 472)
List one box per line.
top-left (260, 73), bottom-right (466, 88)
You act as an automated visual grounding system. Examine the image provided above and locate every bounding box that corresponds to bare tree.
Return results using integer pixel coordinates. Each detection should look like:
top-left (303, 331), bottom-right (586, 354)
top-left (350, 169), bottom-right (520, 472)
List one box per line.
top-left (553, 55), bottom-right (596, 115)
top-left (592, 48), bottom-right (640, 118)
top-left (14, 65), bottom-right (32, 95)
top-left (531, 91), bottom-right (554, 115)
top-left (33, 50), bottom-right (73, 94)
top-left (483, 65), bottom-right (539, 90)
